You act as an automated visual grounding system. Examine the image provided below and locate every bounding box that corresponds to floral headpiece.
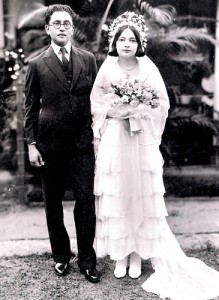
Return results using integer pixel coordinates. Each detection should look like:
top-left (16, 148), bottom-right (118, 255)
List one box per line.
top-left (108, 11), bottom-right (149, 50)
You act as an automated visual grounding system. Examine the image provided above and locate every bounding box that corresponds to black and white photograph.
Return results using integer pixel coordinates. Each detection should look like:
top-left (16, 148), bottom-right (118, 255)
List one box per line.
top-left (0, 1), bottom-right (219, 299)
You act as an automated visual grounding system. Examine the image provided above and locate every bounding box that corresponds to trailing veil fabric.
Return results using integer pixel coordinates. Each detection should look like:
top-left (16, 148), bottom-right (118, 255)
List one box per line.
top-left (90, 55), bottom-right (219, 300)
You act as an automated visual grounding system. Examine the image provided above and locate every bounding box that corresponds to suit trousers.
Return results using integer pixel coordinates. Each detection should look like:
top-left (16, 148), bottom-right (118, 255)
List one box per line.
top-left (40, 150), bottom-right (96, 270)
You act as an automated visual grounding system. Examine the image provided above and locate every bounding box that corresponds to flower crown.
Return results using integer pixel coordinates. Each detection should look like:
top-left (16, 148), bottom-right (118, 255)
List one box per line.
top-left (108, 11), bottom-right (149, 49)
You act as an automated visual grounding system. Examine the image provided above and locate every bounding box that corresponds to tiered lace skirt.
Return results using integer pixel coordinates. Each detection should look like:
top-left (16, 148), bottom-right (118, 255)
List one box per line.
top-left (94, 118), bottom-right (167, 260)
top-left (94, 118), bottom-right (219, 300)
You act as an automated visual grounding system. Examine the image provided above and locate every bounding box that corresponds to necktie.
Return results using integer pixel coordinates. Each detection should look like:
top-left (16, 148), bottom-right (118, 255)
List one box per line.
top-left (60, 47), bottom-right (68, 70)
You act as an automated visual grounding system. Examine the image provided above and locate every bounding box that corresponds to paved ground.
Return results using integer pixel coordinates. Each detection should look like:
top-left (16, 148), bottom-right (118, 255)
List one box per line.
top-left (0, 197), bottom-right (219, 257)
top-left (0, 169), bottom-right (219, 257)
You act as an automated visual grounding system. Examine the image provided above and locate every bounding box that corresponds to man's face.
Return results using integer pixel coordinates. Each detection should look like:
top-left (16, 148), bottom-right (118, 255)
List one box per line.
top-left (45, 11), bottom-right (74, 46)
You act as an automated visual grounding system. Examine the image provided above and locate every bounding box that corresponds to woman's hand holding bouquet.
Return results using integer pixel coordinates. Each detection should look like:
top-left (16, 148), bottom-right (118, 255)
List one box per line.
top-left (102, 79), bottom-right (161, 135)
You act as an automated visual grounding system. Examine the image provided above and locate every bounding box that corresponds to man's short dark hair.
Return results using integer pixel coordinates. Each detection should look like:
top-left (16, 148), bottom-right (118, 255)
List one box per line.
top-left (45, 4), bottom-right (76, 25)
top-left (108, 25), bottom-right (145, 57)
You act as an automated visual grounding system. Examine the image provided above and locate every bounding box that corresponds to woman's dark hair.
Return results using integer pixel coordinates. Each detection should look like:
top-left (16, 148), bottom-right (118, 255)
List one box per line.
top-left (45, 4), bottom-right (76, 25)
top-left (108, 25), bottom-right (145, 57)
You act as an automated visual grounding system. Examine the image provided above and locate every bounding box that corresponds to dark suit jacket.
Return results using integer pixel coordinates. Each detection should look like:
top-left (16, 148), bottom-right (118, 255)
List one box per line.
top-left (24, 45), bottom-right (97, 153)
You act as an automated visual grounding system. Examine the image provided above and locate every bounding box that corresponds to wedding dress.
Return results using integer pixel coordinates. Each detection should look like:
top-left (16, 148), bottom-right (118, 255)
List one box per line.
top-left (91, 55), bottom-right (219, 300)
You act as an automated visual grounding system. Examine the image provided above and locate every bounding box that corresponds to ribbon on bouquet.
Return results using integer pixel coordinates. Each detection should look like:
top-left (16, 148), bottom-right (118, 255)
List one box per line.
top-left (107, 104), bottom-right (146, 135)
top-left (128, 116), bottom-right (144, 135)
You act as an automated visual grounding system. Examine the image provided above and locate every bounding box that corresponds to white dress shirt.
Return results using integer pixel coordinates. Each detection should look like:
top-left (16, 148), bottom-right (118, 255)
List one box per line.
top-left (51, 41), bottom-right (71, 62)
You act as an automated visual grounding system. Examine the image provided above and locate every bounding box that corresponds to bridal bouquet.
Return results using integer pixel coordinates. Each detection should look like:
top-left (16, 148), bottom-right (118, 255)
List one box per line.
top-left (102, 79), bottom-right (161, 135)
top-left (102, 79), bottom-right (160, 109)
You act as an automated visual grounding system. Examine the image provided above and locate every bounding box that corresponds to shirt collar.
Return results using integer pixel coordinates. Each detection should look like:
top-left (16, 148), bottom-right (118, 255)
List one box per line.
top-left (51, 41), bottom-right (72, 56)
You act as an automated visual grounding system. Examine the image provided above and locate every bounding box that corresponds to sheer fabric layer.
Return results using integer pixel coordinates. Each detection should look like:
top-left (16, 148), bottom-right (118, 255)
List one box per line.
top-left (91, 56), bottom-right (219, 300)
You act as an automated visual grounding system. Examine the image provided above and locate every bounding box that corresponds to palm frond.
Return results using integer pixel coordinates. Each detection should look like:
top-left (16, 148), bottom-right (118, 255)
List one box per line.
top-left (73, 17), bottom-right (98, 46)
top-left (170, 27), bottom-right (215, 45)
top-left (167, 107), bottom-right (218, 134)
top-left (18, 5), bottom-right (47, 29)
top-left (20, 29), bottom-right (50, 52)
top-left (135, 0), bottom-right (176, 26)
top-left (73, 26), bottom-right (89, 45)
top-left (169, 50), bottom-right (205, 62)
top-left (148, 26), bottom-right (215, 62)
top-left (156, 27), bottom-right (215, 49)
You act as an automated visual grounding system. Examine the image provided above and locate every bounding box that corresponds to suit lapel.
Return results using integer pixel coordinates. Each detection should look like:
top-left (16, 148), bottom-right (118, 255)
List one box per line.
top-left (43, 46), bottom-right (69, 91)
top-left (70, 46), bottom-right (82, 91)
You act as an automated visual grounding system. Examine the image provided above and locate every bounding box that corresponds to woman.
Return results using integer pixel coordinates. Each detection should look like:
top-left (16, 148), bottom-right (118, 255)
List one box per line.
top-left (91, 11), bottom-right (219, 300)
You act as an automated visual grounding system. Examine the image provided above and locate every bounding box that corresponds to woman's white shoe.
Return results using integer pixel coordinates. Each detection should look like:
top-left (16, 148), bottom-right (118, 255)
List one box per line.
top-left (114, 256), bottom-right (128, 278)
top-left (128, 252), bottom-right (141, 279)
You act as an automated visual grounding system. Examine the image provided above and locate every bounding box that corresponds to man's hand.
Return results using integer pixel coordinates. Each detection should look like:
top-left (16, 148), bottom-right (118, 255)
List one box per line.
top-left (28, 144), bottom-right (45, 167)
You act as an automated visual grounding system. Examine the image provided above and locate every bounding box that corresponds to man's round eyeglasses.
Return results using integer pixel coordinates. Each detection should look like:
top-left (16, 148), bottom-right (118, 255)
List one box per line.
top-left (49, 21), bottom-right (73, 29)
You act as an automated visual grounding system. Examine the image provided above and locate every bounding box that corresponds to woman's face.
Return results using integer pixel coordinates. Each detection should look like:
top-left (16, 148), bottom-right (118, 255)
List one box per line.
top-left (116, 28), bottom-right (138, 59)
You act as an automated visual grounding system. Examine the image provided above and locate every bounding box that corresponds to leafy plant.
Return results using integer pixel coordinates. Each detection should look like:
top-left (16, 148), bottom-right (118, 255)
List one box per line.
top-left (4, 1), bottom-right (217, 171)
top-left (161, 106), bottom-right (218, 166)
top-left (0, 90), bottom-right (17, 170)
top-left (17, 1), bottom-right (215, 65)
top-left (166, 107), bottom-right (217, 133)
top-left (135, 1), bottom-right (176, 26)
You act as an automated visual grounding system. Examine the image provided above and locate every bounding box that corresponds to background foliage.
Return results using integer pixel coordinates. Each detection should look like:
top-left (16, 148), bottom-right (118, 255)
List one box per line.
top-left (0, 0), bottom-right (218, 201)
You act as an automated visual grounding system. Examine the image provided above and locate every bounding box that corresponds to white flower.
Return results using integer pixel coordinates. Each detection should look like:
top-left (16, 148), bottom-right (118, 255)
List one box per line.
top-left (121, 95), bottom-right (129, 103)
top-left (103, 79), bottom-right (160, 109)
top-left (130, 99), bottom-right (140, 107)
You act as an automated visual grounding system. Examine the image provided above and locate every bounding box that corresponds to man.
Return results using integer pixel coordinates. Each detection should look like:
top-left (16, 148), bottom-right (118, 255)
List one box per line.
top-left (24, 4), bottom-right (100, 283)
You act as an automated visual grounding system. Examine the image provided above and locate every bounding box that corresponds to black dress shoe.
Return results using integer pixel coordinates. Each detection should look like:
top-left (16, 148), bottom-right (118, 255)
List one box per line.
top-left (80, 268), bottom-right (100, 283)
top-left (54, 262), bottom-right (69, 276)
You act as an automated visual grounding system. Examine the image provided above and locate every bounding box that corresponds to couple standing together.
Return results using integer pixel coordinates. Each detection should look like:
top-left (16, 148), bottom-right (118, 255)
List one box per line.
top-left (24, 4), bottom-right (219, 300)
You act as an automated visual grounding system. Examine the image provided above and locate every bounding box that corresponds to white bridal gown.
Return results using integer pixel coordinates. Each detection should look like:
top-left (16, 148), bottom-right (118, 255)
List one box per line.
top-left (91, 55), bottom-right (219, 300)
